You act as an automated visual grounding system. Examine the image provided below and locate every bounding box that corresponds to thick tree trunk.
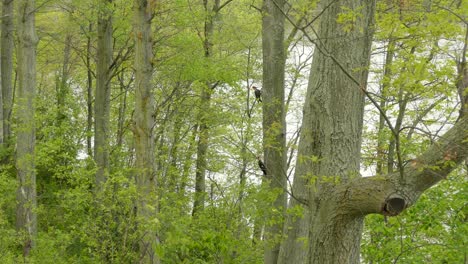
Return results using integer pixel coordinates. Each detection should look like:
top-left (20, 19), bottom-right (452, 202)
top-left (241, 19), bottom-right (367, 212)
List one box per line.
top-left (16, 0), bottom-right (38, 257)
top-left (95, 0), bottom-right (113, 188)
top-left (262, 0), bottom-right (287, 263)
top-left (1, 0), bottom-right (14, 144)
top-left (279, 0), bottom-right (375, 263)
top-left (133, 0), bottom-right (158, 262)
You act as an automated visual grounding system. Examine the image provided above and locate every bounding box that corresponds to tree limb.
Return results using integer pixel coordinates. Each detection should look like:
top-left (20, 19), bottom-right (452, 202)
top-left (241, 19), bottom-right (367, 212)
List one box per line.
top-left (340, 115), bottom-right (468, 216)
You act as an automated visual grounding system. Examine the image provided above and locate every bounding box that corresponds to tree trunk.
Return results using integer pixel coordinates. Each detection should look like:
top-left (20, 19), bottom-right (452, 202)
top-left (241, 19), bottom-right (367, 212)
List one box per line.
top-left (376, 41), bottom-right (394, 175)
top-left (279, 0), bottom-right (375, 263)
top-left (1, 0), bottom-right (14, 144)
top-left (262, 0), bottom-right (287, 263)
top-left (116, 72), bottom-right (130, 149)
top-left (192, 86), bottom-right (211, 216)
top-left (133, 0), bottom-right (158, 262)
top-left (192, 0), bottom-right (220, 216)
top-left (57, 34), bottom-right (72, 124)
top-left (95, 0), bottom-right (113, 188)
top-left (16, 0), bottom-right (38, 257)
top-left (86, 22), bottom-right (93, 157)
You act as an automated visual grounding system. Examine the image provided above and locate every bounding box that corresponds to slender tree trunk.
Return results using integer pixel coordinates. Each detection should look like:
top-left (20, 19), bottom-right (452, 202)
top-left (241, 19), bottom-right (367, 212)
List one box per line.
top-left (387, 90), bottom-right (408, 173)
top-left (279, 1), bottom-right (376, 263)
top-left (192, 0), bottom-right (220, 216)
top-left (86, 22), bottom-right (93, 157)
top-left (180, 124), bottom-right (198, 195)
top-left (57, 34), bottom-right (72, 124)
top-left (95, 0), bottom-right (113, 188)
top-left (261, 0), bottom-right (287, 263)
top-left (133, 0), bottom-right (158, 262)
top-left (1, 0), bottom-right (14, 144)
top-left (16, 0), bottom-right (38, 257)
top-left (192, 86), bottom-right (211, 216)
top-left (376, 41), bottom-right (394, 175)
top-left (0, 64), bottom-right (3, 145)
top-left (116, 72), bottom-right (130, 148)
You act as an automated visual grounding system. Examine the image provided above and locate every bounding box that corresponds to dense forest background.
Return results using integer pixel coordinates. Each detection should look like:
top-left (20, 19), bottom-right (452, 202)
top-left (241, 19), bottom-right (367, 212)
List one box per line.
top-left (0, 0), bottom-right (467, 263)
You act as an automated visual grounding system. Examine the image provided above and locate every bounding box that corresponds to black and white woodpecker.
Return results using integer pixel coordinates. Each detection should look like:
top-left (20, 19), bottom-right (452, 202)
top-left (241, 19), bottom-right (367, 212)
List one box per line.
top-left (251, 86), bottom-right (262, 102)
top-left (256, 156), bottom-right (267, 176)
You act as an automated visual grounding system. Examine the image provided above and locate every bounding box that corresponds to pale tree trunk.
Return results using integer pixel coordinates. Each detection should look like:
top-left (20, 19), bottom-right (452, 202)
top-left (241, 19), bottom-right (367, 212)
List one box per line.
top-left (95, 0), bottom-right (113, 188)
top-left (16, 0), bottom-right (38, 257)
top-left (133, 0), bottom-right (158, 262)
top-left (262, 0), bottom-right (287, 263)
top-left (279, 0), bottom-right (375, 263)
top-left (1, 0), bottom-right (14, 145)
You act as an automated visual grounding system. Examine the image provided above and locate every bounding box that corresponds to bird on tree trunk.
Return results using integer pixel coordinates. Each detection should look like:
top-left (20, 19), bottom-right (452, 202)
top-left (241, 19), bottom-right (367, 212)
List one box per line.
top-left (251, 86), bottom-right (262, 102)
top-left (256, 156), bottom-right (267, 176)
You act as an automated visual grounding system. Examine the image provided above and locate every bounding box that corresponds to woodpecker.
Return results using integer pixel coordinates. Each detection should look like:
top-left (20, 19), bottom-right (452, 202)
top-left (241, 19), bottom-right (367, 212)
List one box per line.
top-left (251, 86), bottom-right (262, 102)
top-left (256, 156), bottom-right (267, 176)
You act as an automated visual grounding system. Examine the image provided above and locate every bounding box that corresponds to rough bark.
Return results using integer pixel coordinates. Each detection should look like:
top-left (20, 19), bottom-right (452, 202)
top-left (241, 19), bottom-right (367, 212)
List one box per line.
top-left (1, 0), bottom-right (14, 144)
top-left (16, 0), bottom-right (38, 257)
top-left (95, 0), bottom-right (113, 188)
top-left (278, 0), bottom-right (375, 263)
top-left (262, 0), bottom-right (287, 263)
top-left (133, 0), bottom-right (158, 262)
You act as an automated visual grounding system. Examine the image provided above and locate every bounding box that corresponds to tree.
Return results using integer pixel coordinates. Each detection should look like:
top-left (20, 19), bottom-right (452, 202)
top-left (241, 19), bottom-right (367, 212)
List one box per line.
top-left (16, 0), bottom-right (39, 257)
top-left (192, 0), bottom-right (233, 216)
top-left (1, 0), bottom-right (14, 146)
top-left (133, 0), bottom-right (158, 262)
top-left (277, 0), bottom-right (468, 262)
top-left (95, 0), bottom-right (113, 188)
top-left (261, 0), bottom-right (287, 263)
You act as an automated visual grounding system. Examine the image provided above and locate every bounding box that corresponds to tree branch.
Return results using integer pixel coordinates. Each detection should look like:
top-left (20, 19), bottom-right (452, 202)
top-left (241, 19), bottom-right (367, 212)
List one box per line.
top-left (340, 115), bottom-right (468, 216)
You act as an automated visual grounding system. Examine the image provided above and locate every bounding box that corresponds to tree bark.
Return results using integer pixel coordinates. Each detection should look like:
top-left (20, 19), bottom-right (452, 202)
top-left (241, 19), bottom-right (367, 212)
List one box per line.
top-left (95, 0), bottom-right (113, 188)
top-left (262, 0), bottom-right (287, 263)
top-left (279, 0), bottom-right (375, 263)
top-left (1, 0), bottom-right (14, 144)
top-left (16, 0), bottom-right (38, 257)
top-left (133, 0), bottom-right (158, 262)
